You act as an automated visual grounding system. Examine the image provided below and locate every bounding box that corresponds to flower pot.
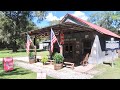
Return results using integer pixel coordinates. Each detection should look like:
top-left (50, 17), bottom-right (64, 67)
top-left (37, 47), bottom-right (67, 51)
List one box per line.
top-left (29, 58), bottom-right (36, 64)
top-left (54, 63), bottom-right (63, 70)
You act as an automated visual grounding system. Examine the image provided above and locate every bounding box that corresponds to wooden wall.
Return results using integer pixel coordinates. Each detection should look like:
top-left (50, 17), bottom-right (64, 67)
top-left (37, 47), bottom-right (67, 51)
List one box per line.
top-left (62, 31), bottom-right (95, 65)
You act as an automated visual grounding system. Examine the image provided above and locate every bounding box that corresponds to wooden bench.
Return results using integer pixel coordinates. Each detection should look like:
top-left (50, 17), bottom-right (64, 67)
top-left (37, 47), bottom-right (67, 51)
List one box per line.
top-left (64, 62), bottom-right (74, 69)
top-left (103, 61), bottom-right (115, 67)
top-left (46, 60), bottom-right (54, 65)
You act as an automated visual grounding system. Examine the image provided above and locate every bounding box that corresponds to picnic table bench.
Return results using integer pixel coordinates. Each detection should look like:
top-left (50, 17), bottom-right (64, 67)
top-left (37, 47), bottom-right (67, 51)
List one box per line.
top-left (64, 62), bottom-right (74, 69)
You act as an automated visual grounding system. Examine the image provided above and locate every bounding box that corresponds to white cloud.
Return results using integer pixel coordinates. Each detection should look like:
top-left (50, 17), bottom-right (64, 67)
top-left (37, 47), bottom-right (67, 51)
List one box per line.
top-left (45, 11), bottom-right (88, 22)
top-left (60, 16), bottom-right (64, 20)
top-left (46, 13), bottom-right (59, 21)
top-left (72, 11), bottom-right (88, 20)
top-left (46, 12), bottom-right (64, 21)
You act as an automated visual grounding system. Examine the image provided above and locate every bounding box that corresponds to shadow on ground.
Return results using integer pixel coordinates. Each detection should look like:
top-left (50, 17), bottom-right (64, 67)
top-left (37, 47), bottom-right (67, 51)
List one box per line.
top-left (18, 49), bottom-right (46, 52)
top-left (0, 63), bottom-right (32, 77)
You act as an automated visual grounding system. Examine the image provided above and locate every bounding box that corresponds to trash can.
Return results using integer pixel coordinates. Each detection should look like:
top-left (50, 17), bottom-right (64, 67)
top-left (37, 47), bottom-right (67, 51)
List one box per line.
top-left (3, 57), bottom-right (14, 72)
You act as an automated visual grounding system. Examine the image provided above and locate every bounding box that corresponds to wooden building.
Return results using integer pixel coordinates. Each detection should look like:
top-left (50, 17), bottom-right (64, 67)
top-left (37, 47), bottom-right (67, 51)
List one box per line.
top-left (22, 14), bottom-right (120, 66)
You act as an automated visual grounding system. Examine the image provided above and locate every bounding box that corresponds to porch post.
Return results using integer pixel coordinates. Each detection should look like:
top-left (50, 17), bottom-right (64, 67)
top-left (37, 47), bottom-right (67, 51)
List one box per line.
top-left (60, 45), bottom-right (63, 55)
top-left (34, 35), bottom-right (37, 62)
top-left (60, 30), bottom-right (64, 56)
top-left (34, 45), bottom-right (37, 62)
top-left (49, 32), bottom-right (52, 60)
top-left (49, 44), bottom-right (52, 60)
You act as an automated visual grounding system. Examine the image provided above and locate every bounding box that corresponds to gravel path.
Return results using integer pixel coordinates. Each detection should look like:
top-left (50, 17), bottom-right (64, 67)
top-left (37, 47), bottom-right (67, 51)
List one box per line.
top-left (14, 60), bottom-right (94, 79)
top-left (0, 57), bottom-right (96, 79)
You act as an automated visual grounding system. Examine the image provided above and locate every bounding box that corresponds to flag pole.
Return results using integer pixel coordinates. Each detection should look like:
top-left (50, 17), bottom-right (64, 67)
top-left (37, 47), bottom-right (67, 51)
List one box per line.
top-left (50, 28), bottom-right (61, 59)
top-left (26, 32), bottom-right (36, 62)
top-left (56, 38), bottom-right (60, 47)
top-left (26, 33), bottom-right (35, 47)
top-left (51, 28), bottom-right (60, 47)
top-left (26, 33), bottom-right (30, 61)
top-left (34, 35), bottom-right (37, 62)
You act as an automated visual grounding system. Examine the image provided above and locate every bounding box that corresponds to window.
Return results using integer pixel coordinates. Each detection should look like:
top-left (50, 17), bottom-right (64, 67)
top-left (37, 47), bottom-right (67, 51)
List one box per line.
top-left (65, 46), bottom-right (68, 51)
top-left (70, 45), bottom-right (72, 52)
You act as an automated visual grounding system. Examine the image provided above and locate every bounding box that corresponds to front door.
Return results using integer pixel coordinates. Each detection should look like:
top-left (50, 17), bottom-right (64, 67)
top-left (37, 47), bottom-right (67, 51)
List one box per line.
top-left (63, 41), bottom-right (75, 63)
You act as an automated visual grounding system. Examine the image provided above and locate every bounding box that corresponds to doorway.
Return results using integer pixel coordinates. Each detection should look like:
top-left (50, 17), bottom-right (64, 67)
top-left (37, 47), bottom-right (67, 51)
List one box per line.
top-left (83, 40), bottom-right (91, 54)
top-left (81, 39), bottom-right (92, 63)
top-left (63, 41), bottom-right (75, 63)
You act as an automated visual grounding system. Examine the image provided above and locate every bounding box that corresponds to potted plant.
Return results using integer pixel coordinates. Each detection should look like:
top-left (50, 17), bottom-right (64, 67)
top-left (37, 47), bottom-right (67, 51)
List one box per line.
top-left (29, 52), bottom-right (36, 64)
top-left (53, 52), bottom-right (64, 70)
top-left (41, 56), bottom-right (48, 65)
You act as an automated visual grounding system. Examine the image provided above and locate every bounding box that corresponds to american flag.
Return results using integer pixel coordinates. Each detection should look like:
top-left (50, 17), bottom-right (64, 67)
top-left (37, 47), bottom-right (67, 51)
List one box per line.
top-left (26, 34), bottom-right (32, 54)
top-left (50, 28), bottom-right (57, 53)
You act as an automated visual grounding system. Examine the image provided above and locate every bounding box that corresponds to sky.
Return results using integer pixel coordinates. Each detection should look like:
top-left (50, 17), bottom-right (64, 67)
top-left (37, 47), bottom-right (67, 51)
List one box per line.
top-left (33, 11), bottom-right (98, 28)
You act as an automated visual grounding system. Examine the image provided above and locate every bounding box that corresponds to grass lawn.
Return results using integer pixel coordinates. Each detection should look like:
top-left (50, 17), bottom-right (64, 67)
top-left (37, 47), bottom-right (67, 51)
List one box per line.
top-left (0, 61), bottom-right (55, 79)
top-left (92, 58), bottom-right (120, 79)
top-left (0, 49), bottom-right (49, 58)
top-left (0, 49), bottom-right (55, 79)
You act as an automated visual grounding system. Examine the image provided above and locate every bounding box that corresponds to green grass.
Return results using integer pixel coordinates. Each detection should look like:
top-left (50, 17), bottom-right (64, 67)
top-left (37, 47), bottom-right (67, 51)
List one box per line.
top-left (0, 49), bottom-right (49, 58)
top-left (0, 49), bottom-right (55, 79)
top-left (0, 61), bottom-right (55, 79)
top-left (92, 58), bottom-right (120, 79)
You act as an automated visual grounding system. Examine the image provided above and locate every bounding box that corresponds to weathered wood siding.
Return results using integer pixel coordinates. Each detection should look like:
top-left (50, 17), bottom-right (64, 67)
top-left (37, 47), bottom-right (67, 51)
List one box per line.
top-left (63, 31), bottom-right (95, 65)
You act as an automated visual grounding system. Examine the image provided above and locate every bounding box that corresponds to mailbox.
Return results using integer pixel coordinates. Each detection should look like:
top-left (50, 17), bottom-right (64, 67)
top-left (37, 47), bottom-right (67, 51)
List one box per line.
top-left (3, 57), bottom-right (14, 72)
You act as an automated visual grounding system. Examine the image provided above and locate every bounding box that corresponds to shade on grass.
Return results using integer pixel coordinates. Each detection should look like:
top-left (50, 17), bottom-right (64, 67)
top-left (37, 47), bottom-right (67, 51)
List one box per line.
top-left (0, 62), bottom-right (36, 79)
top-left (0, 50), bottom-right (49, 58)
top-left (0, 61), bottom-right (55, 79)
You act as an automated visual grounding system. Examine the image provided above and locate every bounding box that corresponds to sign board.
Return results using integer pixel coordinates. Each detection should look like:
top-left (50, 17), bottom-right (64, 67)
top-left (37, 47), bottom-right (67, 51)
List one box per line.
top-left (37, 72), bottom-right (46, 79)
top-left (3, 57), bottom-right (14, 72)
top-left (60, 33), bottom-right (64, 44)
top-left (106, 41), bottom-right (119, 50)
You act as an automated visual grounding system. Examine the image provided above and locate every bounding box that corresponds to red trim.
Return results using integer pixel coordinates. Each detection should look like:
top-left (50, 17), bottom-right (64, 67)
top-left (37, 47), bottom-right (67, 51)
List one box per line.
top-left (60, 13), bottom-right (69, 23)
top-left (60, 14), bottom-right (120, 39)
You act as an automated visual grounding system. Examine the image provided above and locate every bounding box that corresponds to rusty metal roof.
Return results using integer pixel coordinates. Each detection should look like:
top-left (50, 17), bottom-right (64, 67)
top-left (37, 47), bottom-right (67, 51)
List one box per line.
top-left (61, 14), bottom-right (120, 39)
top-left (22, 13), bottom-right (120, 39)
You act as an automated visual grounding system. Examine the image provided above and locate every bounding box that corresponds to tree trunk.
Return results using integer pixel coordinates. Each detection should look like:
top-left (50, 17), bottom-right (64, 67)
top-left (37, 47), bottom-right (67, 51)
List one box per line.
top-left (13, 47), bottom-right (17, 52)
top-left (12, 40), bottom-right (18, 52)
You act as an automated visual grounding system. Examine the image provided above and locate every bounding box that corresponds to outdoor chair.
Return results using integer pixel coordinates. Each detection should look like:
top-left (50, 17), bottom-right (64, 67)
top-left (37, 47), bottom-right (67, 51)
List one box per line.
top-left (80, 53), bottom-right (89, 66)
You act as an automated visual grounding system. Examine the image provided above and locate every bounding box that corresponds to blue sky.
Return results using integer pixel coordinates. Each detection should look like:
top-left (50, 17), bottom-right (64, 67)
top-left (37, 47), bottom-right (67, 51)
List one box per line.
top-left (33, 11), bottom-right (98, 28)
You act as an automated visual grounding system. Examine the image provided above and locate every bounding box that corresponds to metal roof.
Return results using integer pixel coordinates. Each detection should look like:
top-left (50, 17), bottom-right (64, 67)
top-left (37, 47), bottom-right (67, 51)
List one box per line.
top-left (61, 14), bottom-right (120, 39)
top-left (21, 13), bottom-right (120, 39)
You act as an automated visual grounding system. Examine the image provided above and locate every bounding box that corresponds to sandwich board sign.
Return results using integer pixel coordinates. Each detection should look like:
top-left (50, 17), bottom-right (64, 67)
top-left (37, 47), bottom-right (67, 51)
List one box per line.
top-left (105, 38), bottom-right (119, 67)
top-left (106, 38), bottom-right (119, 50)
top-left (37, 72), bottom-right (46, 79)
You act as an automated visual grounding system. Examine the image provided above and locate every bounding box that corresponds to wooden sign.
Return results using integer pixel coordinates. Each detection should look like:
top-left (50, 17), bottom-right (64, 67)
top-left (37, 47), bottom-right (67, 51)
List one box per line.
top-left (37, 72), bottom-right (46, 79)
top-left (106, 41), bottom-right (119, 50)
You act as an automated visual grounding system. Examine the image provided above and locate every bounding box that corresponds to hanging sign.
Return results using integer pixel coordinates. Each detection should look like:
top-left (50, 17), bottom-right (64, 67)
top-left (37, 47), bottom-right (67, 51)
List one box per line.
top-left (60, 33), bottom-right (64, 45)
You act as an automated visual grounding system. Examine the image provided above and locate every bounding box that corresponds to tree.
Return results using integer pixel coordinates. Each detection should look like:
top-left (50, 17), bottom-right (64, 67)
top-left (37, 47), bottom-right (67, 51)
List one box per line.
top-left (0, 11), bottom-right (48, 52)
top-left (88, 11), bottom-right (120, 34)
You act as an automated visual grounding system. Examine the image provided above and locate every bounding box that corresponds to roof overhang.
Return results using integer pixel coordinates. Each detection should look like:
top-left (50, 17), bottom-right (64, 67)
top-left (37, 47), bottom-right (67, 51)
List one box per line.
top-left (21, 22), bottom-right (95, 37)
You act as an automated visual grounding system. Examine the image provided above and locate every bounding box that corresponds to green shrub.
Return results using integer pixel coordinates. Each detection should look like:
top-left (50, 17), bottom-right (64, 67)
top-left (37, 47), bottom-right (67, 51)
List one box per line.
top-left (53, 53), bottom-right (64, 64)
top-left (41, 56), bottom-right (48, 64)
top-left (29, 52), bottom-right (34, 59)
